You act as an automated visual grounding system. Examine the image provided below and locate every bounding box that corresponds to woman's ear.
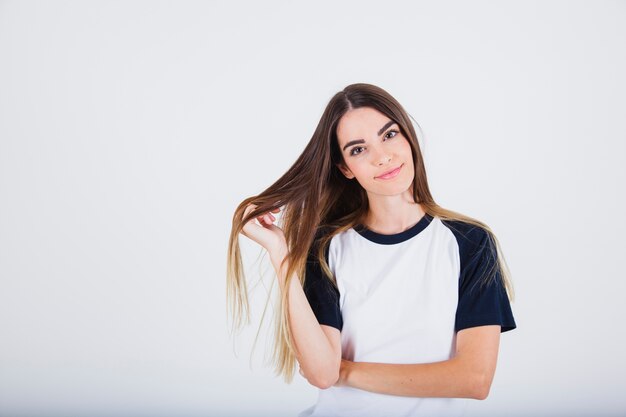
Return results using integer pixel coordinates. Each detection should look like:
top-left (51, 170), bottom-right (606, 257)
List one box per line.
top-left (336, 162), bottom-right (355, 179)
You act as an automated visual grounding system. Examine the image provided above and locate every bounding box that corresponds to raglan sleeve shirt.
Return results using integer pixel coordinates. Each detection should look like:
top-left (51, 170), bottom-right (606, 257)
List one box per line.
top-left (302, 229), bottom-right (343, 331)
top-left (302, 223), bottom-right (516, 334)
top-left (453, 226), bottom-right (516, 333)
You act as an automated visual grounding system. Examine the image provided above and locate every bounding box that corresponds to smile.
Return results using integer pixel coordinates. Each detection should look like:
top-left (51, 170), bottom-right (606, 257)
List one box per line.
top-left (375, 164), bottom-right (403, 180)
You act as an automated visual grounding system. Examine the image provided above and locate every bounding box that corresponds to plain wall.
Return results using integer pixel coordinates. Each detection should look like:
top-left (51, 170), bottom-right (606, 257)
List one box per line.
top-left (0, 1), bottom-right (625, 416)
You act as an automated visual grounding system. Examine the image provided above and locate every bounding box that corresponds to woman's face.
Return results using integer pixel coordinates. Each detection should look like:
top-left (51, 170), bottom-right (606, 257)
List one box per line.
top-left (335, 106), bottom-right (415, 197)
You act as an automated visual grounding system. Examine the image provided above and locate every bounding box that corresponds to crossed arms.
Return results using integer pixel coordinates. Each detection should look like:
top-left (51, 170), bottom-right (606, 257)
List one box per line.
top-left (273, 254), bottom-right (501, 400)
top-left (299, 324), bottom-right (501, 400)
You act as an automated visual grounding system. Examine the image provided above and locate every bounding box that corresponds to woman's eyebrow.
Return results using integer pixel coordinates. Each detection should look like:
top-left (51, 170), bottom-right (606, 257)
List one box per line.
top-left (342, 120), bottom-right (397, 151)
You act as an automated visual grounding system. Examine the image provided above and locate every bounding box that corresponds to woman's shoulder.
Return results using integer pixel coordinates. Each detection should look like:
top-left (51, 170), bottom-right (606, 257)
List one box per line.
top-left (308, 225), bottom-right (335, 257)
top-left (313, 224), bottom-right (352, 241)
top-left (438, 217), bottom-right (493, 250)
top-left (310, 224), bottom-right (354, 256)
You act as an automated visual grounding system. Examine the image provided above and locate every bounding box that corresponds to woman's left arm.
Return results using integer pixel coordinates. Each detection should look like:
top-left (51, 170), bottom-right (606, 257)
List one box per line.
top-left (335, 325), bottom-right (501, 400)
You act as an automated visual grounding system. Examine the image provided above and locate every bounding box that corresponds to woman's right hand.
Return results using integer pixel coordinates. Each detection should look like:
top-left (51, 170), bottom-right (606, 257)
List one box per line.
top-left (240, 203), bottom-right (286, 255)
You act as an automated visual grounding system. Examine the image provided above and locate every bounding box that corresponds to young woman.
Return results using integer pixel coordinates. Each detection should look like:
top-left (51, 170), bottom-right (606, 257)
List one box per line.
top-left (226, 83), bottom-right (516, 417)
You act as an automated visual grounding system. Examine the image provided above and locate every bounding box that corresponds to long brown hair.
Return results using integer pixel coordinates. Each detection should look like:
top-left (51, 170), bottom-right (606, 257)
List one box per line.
top-left (226, 82), bottom-right (515, 383)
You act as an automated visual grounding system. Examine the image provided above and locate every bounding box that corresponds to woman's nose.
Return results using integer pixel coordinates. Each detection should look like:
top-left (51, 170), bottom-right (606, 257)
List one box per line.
top-left (372, 147), bottom-right (392, 165)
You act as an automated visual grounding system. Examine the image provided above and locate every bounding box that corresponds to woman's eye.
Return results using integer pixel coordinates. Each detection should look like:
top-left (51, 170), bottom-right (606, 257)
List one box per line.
top-left (384, 130), bottom-right (398, 140)
top-left (350, 146), bottom-right (364, 156)
top-left (349, 131), bottom-right (398, 156)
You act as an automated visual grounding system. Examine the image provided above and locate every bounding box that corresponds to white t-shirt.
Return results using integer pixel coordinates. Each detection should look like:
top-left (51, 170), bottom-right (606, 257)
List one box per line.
top-left (299, 213), bottom-right (516, 417)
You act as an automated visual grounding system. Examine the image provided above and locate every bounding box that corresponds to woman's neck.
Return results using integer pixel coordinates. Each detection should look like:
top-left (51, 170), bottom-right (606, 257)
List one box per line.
top-left (363, 190), bottom-right (425, 235)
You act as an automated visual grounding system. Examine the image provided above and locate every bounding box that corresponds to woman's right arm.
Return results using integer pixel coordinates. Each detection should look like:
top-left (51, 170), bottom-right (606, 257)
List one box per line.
top-left (240, 204), bottom-right (341, 389)
top-left (270, 247), bottom-right (341, 389)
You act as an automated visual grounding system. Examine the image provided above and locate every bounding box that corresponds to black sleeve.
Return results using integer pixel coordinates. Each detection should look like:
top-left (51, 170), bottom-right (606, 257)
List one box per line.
top-left (454, 228), bottom-right (517, 333)
top-left (302, 231), bottom-right (343, 331)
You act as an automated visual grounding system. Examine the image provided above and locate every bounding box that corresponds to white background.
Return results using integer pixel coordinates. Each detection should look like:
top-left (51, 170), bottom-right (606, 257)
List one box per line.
top-left (1, 1), bottom-right (625, 416)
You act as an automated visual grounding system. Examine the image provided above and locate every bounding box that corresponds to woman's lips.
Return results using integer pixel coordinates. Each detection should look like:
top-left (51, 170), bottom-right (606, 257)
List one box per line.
top-left (376, 164), bottom-right (403, 180)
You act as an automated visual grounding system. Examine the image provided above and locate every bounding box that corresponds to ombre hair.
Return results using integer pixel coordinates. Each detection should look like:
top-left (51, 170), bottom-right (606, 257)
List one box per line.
top-left (226, 83), bottom-right (515, 383)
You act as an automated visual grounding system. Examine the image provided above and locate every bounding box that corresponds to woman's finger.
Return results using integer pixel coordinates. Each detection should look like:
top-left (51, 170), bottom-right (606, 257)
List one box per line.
top-left (244, 203), bottom-right (257, 215)
top-left (243, 203), bottom-right (281, 228)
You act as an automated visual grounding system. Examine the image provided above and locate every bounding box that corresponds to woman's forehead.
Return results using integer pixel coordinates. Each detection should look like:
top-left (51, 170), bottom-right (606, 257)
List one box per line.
top-left (337, 107), bottom-right (394, 145)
